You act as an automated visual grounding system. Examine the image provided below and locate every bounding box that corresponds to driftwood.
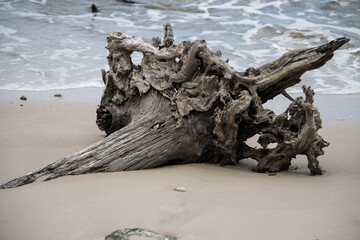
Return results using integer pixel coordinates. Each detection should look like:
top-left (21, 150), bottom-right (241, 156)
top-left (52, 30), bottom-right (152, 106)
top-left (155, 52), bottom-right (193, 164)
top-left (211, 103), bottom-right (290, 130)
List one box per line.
top-left (105, 228), bottom-right (177, 240)
top-left (0, 23), bottom-right (349, 189)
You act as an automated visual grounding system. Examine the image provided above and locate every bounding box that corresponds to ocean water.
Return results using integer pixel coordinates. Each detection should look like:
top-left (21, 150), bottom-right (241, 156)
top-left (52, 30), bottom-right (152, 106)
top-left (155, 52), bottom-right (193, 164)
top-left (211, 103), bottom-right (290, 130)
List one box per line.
top-left (0, 0), bottom-right (359, 94)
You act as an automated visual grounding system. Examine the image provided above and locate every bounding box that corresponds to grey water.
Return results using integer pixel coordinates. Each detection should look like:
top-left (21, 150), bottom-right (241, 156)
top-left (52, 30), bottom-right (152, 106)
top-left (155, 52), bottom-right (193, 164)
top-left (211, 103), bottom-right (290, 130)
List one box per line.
top-left (0, 0), bottom-right (359, 94)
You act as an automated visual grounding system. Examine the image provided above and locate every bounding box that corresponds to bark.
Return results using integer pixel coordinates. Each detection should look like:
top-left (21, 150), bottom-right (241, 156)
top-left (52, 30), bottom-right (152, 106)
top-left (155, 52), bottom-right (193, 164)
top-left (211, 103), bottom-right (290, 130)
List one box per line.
top-left (0, 23), bottom-right (349, 189)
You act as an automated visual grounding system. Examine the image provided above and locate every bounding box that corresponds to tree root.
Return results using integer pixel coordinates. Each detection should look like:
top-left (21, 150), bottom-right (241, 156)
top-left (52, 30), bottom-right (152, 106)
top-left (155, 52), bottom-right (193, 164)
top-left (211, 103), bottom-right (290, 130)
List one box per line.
top-left (0, 23), bottom-right (349, 189)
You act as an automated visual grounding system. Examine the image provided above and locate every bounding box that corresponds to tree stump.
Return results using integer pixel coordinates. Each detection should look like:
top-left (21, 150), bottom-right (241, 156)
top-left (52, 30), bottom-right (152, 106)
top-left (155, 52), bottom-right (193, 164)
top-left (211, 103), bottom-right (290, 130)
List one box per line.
top-left (0, 23), bottom-right (349, 189)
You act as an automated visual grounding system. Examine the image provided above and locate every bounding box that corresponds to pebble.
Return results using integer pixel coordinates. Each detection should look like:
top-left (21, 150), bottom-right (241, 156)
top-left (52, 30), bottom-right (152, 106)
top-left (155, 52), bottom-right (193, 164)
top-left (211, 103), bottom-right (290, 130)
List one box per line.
top-left (54, 94), bottom-right (62, 97)
top-left (338, 118), bottom-right (344, 121)
top-left (268, 173), bottom-right (277, 176)
top-left (91, 4), bottom-right (98, 13)
top-left (20, 96), bottom-right (27, 101)
top-left (173, 187), bottom-right (186, 192)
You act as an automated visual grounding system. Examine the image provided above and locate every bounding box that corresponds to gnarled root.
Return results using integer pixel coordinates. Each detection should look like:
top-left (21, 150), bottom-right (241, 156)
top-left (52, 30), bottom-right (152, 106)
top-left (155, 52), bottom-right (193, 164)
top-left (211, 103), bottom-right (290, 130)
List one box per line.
top-left (240, 86), bottom-right (329, 175)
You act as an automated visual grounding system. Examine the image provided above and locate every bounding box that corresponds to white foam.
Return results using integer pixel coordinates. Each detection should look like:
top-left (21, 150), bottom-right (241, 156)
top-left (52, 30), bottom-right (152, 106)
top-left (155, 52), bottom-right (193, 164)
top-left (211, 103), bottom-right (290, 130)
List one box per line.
top-left (172, 18), bottom-right (188, 24)
top-left (26, 68), bottom-right (47, 77)
top-left (0, 25), bottom-right (17, 35)
top-left (11, 10), bottom-right (54, 23)
top-left (305, 8), bottom-right (320, 14)
top-left (0, 25), bottom-right (30, 43)
top-left (221, 43), bottom-right (234, 51)
top-left (189, 36), bottom-right (199, 42)
top-left (185, 0), bottom-right (216, 19)
top-left (139, 24), bottom-right (163, 30)
top-left (95, 15), bottom-right (135, 28)
top-left (200, 30), bottom-right (226, 35)
top-left (28, 0), bottom-right (47, 5)
top-left (183, 0), bottom-right (238, 20)
top-left (146, 10), bottom-right (166, 22)
top-left (232, 50), bottom-right (247, 60)
top-left (207, 40), bottom-right (223, 45)
top-left (0, 46), bottom-right (13, 52)
top-left (12, 10), bottom-right (46, 18)
top-left (220, 19), bottom-right (259, 26)
top-left (188, 0), bottom-right (283, 17)
top-left (265, 12), bottom-right (360, 36)
top-left (0, 1), bottom-right (14, 11)
top-left (110, 12), bottom-right (131, 18)
top-left (207, 0), bottom-right (264, 15)
top-left (207, 40), bottom-right (236, 51)
top-left (48, 47), bottom-right (91, 61)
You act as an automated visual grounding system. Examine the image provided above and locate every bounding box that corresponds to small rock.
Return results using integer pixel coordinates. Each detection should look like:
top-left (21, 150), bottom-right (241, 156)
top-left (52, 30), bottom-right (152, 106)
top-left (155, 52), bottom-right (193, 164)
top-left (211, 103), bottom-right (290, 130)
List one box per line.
top-left (173, 187), bottom-right (186, 192)
top-left (54, 94), bottom-right (62, 97)
top-left (20, 96), bottom-right (27, 101)
top-left (338, 118), bottom-right (344, 121)
top-left (268, 173), bottom-right (277, 176)
top-left (91, 4), bottom-right (98, 13)
top-left (20, 104), bottom-right (23, 106)
top-left (120, 0), bottom-right (136, 4)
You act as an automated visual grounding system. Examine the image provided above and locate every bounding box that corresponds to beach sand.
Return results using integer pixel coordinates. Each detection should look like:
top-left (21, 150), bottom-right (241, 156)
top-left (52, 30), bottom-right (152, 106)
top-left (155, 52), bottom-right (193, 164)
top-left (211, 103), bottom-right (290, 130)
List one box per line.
top-left (0, 89), bottom-right (359, 240)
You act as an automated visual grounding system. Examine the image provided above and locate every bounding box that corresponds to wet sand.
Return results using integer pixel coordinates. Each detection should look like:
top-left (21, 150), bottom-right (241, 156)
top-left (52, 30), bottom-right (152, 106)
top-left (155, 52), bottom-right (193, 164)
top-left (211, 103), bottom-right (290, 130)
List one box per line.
top-left (0, 89), bottom-right (359, 240)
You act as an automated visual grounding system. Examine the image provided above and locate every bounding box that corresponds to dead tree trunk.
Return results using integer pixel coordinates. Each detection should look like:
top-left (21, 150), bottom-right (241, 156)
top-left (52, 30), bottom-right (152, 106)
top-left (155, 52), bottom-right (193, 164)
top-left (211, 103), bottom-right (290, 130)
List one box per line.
top-left (0, 23), bottom-right (348, 189)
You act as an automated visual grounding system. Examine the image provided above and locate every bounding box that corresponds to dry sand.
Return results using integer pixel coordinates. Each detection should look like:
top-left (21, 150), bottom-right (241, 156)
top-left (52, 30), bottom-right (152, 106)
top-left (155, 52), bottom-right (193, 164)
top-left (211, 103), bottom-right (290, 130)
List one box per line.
top-left (0, 89), bottom-right (359, 240)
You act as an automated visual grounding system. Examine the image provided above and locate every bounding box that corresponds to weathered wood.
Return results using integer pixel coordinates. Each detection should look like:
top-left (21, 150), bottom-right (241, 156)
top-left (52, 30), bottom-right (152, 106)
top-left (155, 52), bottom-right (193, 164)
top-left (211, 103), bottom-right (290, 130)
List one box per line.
top-left (0, 23), bottom-right (349, 189)
top-left (239, 86), bottom-right (329, 174)
top-left (105, 228), bottom-right (177, 240)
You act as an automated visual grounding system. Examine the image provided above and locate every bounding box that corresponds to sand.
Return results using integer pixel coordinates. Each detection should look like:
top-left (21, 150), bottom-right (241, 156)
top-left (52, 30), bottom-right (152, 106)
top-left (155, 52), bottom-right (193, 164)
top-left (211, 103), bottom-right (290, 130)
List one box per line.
top-left (0, 89), bottom-right (359, 240)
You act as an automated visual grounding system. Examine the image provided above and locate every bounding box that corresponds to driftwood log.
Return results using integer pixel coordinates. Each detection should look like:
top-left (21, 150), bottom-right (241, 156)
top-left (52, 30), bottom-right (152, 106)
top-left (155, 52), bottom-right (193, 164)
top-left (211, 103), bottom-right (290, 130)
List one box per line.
top-left (1, 23), bottom-right (349, 189)
top-left (105, 228), bottom-right (177, 240)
